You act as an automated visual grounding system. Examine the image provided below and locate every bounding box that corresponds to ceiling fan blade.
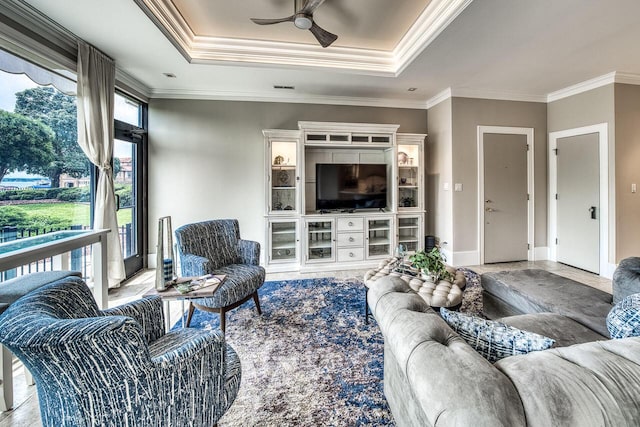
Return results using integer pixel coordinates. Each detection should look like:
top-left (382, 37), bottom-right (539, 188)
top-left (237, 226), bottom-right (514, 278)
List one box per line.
top-left (300, 0), bottom-right (326, 15)
top-left (309, 21), bottom-right (337, 48)
top-left (250, 15), bottom-right (294, 25)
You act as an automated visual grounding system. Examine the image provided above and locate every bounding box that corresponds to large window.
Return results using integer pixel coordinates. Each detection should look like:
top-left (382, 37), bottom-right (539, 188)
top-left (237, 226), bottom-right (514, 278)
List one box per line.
top-left (0, 50), bottom-right (147, 281)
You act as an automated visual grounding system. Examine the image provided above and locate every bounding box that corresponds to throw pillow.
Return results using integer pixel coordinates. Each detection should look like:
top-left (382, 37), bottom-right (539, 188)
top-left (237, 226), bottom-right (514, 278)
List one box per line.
top-left (440, 308), bottom-right (556, 363)
top-left (607, 293), bottom-right (640, 339)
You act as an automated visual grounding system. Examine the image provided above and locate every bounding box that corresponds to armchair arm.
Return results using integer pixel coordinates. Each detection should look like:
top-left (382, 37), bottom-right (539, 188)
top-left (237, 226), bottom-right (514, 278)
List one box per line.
top-left (179, 253), bottom-right (213, 276)
top-left (151, 329), bottom-right (225, 367)
top-left (238, 239), bottom-right (260, 265)
top-left (102, 296), bottom-right (165, 343)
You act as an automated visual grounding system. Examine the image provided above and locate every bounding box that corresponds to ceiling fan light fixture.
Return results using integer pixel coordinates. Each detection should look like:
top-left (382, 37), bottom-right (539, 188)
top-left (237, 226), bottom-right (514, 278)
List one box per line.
top-left (294, 13), bottom-right (312, 30)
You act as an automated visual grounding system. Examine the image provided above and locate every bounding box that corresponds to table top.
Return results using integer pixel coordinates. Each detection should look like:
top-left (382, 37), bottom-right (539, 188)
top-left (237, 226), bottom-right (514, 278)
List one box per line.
top-left (144, 274), bottom-right (226, 301)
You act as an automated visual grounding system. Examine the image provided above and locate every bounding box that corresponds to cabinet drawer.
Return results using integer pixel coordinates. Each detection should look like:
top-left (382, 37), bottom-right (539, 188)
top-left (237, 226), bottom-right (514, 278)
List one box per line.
top-left (337, 232), bottom-right (364, 247)
top-left (337, 247), bottom-right (364, 262)
top-left (337, 217), bottom-right (364, 231)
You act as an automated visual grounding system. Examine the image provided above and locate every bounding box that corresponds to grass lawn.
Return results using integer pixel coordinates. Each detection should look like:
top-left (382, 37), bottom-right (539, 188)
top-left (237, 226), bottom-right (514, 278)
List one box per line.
top-left (7, 202), bottom-right (132, 229)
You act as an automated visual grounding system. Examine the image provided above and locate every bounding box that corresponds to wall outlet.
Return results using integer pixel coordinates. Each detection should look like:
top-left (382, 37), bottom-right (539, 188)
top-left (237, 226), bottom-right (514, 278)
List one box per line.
top-left (443, 182), bottom-right (450, 191)
top-left (632, 183), bottom-right (637, 193)
top-left (454, 183), bottom-right (463, 192)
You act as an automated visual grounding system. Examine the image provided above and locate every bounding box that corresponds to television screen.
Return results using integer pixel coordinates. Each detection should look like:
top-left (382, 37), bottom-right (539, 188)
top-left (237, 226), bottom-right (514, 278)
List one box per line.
top-left (316, 163), bottom-right (387, 210)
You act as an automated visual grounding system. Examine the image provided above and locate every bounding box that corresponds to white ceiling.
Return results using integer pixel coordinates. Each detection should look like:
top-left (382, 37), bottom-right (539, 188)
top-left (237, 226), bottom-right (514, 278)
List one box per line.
top-left (22, 0), bottom-right (640, 107)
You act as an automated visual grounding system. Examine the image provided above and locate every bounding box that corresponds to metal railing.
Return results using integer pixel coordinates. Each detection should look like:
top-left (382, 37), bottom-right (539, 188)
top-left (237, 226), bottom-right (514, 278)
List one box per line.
top-left (0, 224), bottom-right (133, 282)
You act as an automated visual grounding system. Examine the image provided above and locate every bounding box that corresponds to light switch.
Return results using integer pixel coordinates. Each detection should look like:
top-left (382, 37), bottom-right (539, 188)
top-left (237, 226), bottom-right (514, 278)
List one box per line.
top-left (632, 183), bottom-right (637, 193)
top-left (454, 183), bottom-right (463, 192)
top-left (443, 182), bottom-right (450, 191)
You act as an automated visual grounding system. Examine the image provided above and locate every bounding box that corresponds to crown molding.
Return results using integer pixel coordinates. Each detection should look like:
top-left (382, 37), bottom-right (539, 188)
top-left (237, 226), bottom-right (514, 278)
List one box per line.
top-left (452, 88), bottom-right (547, 103)
top-left (393, 0), bottom-right (473, 75)
top-left (615, 71), bottom-right (640, 85)
top-left (115, 69), bottom-right (152, 102)
top-left (546, 72), bottom-right (617, 102)
top-left (150, 87), bottom-right (428, 109)
top-left (426, 88), bottom-right (452, 109)
top-left (133, 0), bottom-right (472, 76)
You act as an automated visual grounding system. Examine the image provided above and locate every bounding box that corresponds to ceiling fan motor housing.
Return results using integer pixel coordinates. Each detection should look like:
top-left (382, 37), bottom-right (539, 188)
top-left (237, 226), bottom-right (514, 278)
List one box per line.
top-left (294, 13), bottom-right (312, 30)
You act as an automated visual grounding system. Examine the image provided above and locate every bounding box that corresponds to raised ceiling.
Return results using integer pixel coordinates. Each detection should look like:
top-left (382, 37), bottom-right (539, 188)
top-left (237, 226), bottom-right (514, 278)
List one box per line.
top-left (20, 0), bottom-right (640, 107)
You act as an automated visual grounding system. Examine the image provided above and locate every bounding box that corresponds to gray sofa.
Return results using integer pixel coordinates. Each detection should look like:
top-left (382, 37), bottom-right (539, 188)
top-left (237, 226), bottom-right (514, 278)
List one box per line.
top-left (368, 274), bottom-right (640, 427)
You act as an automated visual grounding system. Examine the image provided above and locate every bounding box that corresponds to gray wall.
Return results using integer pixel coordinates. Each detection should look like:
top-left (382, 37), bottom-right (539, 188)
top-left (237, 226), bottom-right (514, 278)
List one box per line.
top-left (426, 98), bottom-right (453, 252)
top-left (451, 98), bottom-right (548, 252)
top-left (147, 99), bottom-right (427, 257)
top-left (614, 83), bottom-right (640, 260)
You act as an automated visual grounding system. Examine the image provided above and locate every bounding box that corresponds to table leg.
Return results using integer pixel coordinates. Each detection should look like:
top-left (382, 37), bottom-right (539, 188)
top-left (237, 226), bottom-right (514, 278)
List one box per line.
top-left (0, 345), bottom-right (13, 411)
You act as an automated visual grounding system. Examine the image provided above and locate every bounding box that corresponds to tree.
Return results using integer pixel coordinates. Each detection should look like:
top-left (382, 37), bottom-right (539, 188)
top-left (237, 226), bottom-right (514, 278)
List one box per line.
top-left (0, 110), bottom-right (55, 184)
top-left (14, 87), bottom-right (89, 187)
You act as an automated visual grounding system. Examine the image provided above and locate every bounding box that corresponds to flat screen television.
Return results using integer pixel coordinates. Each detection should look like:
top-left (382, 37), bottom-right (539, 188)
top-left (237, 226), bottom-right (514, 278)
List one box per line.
top-left (316, 163), bottom-right (387, 210)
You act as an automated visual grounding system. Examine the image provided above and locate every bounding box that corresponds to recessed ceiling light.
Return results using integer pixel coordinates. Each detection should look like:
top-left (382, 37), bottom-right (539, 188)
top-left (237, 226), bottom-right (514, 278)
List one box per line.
top-left (163, 73), bottom-right (177, 78)
top-left (273, 85), bottom-right (295, 90)
top-left (408, 87), bottom-right (418, 91)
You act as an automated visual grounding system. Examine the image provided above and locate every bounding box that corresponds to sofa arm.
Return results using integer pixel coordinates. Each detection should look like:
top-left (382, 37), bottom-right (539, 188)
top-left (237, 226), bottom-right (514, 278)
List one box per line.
top-left (102, 296), bottom-right (165, 343)
top-left (238, 239), bottom-right (260, 265)
top-left (179, 253), bottom-right (212, 276)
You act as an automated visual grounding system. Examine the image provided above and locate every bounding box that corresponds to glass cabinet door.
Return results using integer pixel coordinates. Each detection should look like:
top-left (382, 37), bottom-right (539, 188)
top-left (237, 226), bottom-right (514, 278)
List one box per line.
top-left (397, 216), bottom-right (421, 253)
top-left (269, 220), bottom-right (298, 264)
top-left (367, 218), bottom-right (393, 258)
top-left (397, 143), bottom-right (421, 210)
top-left (306, 219), bottom-right (335, 262)
top-left (269, 140), bottom-right (298, 214)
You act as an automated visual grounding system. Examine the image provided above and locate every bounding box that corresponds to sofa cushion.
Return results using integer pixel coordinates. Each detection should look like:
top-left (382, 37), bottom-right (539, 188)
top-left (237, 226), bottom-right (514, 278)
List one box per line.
top-left (498, 313), bottom-right (606, 347)
top-left (441, 308), bottom-right (555, 363)
top-left (481, 269), bottom-right (612, 336)
top-left (612, 257), bottom-right (640, 304)
top-left (607, 293), bottom-right (640, 339)
top-left (495, 337), bottom-right (640, 427)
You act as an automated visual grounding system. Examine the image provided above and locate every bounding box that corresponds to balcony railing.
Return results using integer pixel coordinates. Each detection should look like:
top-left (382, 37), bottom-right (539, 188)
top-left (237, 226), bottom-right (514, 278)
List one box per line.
top-left (0, 224), bottom-right (133, 282)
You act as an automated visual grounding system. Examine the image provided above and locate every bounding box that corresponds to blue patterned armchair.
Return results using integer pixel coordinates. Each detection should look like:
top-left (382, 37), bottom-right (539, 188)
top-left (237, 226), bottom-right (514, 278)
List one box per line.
top-left (175, 219), bottom-right (265, 332)
top-left (0, 276), bottom-right (240, 427)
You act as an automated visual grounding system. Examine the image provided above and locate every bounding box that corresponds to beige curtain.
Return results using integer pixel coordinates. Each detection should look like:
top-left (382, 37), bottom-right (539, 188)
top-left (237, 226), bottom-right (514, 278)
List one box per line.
top-left (76, 41), bottom-right (125, 287)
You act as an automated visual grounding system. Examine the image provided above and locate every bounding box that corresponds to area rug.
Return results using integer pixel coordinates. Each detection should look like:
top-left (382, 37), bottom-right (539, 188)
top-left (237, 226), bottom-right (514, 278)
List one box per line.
top-left (175, 269), bottom-right (482, 426)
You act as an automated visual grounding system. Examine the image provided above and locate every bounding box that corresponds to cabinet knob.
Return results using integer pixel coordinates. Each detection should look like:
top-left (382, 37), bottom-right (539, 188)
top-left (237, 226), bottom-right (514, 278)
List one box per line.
top-left (349, 237), bottom-right (354, 242)
top-left (348, 221), bottom-right (354, 226)
top-left (349, 252), bottom-right (354, 257)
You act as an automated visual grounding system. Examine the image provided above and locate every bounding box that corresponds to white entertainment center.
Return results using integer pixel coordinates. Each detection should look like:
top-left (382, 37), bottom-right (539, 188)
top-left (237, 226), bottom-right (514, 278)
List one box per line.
top-left (263, 121), bottom-right (425, 272)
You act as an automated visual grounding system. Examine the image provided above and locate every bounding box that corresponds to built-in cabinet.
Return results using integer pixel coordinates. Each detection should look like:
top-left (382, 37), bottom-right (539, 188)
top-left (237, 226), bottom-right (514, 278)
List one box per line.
top-left (264, 122), bottom-right (425, 272)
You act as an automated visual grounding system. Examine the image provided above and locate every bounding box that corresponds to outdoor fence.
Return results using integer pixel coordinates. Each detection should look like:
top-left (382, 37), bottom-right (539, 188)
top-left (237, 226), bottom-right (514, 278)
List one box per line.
top-left (0, 224), bottom-right (133, 282)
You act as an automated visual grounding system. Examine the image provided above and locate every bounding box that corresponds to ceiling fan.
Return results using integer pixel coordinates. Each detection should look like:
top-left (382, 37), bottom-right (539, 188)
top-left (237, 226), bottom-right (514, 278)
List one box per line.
top-left (250, 0), bottom-right (338, 48)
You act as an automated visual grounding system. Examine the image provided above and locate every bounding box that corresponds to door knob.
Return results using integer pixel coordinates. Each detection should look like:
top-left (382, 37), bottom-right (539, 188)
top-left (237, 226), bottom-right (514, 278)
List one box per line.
top-left (589, 206), bottom-right (597, 219)
top-left (485, 208), bottom-right (495, 212)
top-left (485, 199), bottom-right (493, 203)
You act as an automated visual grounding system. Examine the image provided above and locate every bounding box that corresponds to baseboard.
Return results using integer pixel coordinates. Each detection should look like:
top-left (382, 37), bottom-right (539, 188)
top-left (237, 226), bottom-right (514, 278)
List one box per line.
top-left (451, 251), bottom-right (480, 267)
top-left (534, 246), bottom-right (549, 261)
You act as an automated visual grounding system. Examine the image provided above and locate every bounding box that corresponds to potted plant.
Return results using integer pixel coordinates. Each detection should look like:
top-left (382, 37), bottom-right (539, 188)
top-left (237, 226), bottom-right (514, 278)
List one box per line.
top-left (409, 246), bottom-right (452, 282)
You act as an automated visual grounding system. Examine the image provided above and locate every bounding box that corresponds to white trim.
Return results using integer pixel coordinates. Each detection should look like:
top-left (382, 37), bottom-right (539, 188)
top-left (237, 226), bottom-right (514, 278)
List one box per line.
top-left (534, 246), bottom-right (549, 261)
top-left (548, 123), bottom-right (611, 278)
top-left (151, 87), bottom-right (429, 109)
top-left (452, 88), bottom-right (547, 104)
top-left (451, 250), bottom-right (480, 267)
top-left (426, 88), bottom-right (452, 109)
top-left (547, 72), bottom-right (640, 103)
top-left (478, 126), bottom-right (535, 264)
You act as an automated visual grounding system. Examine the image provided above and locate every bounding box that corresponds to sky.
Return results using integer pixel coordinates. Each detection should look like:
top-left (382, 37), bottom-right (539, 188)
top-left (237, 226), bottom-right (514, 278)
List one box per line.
top-left (0, 70), bottom-right (38, 112)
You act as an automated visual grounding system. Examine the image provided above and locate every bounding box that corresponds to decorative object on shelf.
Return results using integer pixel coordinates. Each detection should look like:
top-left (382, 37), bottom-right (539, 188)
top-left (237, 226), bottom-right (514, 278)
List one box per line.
top-left (278, 169), bottom-right (290, 184)
top-left (273, 201), bottom-right (283, 210)
top-left (409, 246), bottom-right (452, 282)
top-left (400, 177), bottom-right (407, 185)
top-left (401, 197), bottom-right (414, 207)
top-left (155, 215), bottom-right (174, 291)
top-left (398, 151), bottom-right (408, 165)
top-left (274, 155), bottom-right (284, 165)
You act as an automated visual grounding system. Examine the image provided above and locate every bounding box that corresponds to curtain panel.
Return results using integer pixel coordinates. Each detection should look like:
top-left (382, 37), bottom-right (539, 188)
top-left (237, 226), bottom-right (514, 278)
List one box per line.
top-left (76, 41), bottom-right (125, 286)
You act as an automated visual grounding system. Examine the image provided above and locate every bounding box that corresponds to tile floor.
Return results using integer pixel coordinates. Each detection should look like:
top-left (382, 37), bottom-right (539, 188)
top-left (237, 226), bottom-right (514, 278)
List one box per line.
top-left (0, 260), bottom-right (612, 426)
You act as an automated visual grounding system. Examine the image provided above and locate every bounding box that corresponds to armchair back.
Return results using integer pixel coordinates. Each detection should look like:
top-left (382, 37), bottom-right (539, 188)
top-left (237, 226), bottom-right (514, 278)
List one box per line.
top-left (175, 219), bottom-right (242, 269)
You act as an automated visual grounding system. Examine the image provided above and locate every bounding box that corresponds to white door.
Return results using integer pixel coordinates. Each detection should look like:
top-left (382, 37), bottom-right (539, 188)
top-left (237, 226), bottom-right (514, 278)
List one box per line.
top-left (556, 133), bottom-right (600, 273)
top-left (483, 133), bottom-right (528, 263)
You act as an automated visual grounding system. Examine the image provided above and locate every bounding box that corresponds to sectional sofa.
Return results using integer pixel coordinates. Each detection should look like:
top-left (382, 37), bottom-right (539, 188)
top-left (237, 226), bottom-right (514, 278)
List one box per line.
top-left (368, 265), bottom-right (640, 426)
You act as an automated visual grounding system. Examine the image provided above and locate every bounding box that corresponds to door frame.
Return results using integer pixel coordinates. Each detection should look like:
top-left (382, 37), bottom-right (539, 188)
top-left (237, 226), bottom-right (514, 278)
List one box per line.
top-left (477, 126), bottom-right (535, 264)
top-left (548, 123), bottom-right (611, 277)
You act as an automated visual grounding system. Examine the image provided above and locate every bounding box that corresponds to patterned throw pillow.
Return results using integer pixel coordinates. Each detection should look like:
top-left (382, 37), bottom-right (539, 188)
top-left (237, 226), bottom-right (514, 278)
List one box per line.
top-left (607, 293), bottom-right (640, 339)
top-left (440, 308), bottom-right (556, 363)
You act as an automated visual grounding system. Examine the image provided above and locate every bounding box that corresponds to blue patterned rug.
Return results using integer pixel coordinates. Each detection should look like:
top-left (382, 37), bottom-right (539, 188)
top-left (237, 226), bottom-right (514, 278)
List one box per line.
top-left (176, 270), bottom-right (481, 426)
